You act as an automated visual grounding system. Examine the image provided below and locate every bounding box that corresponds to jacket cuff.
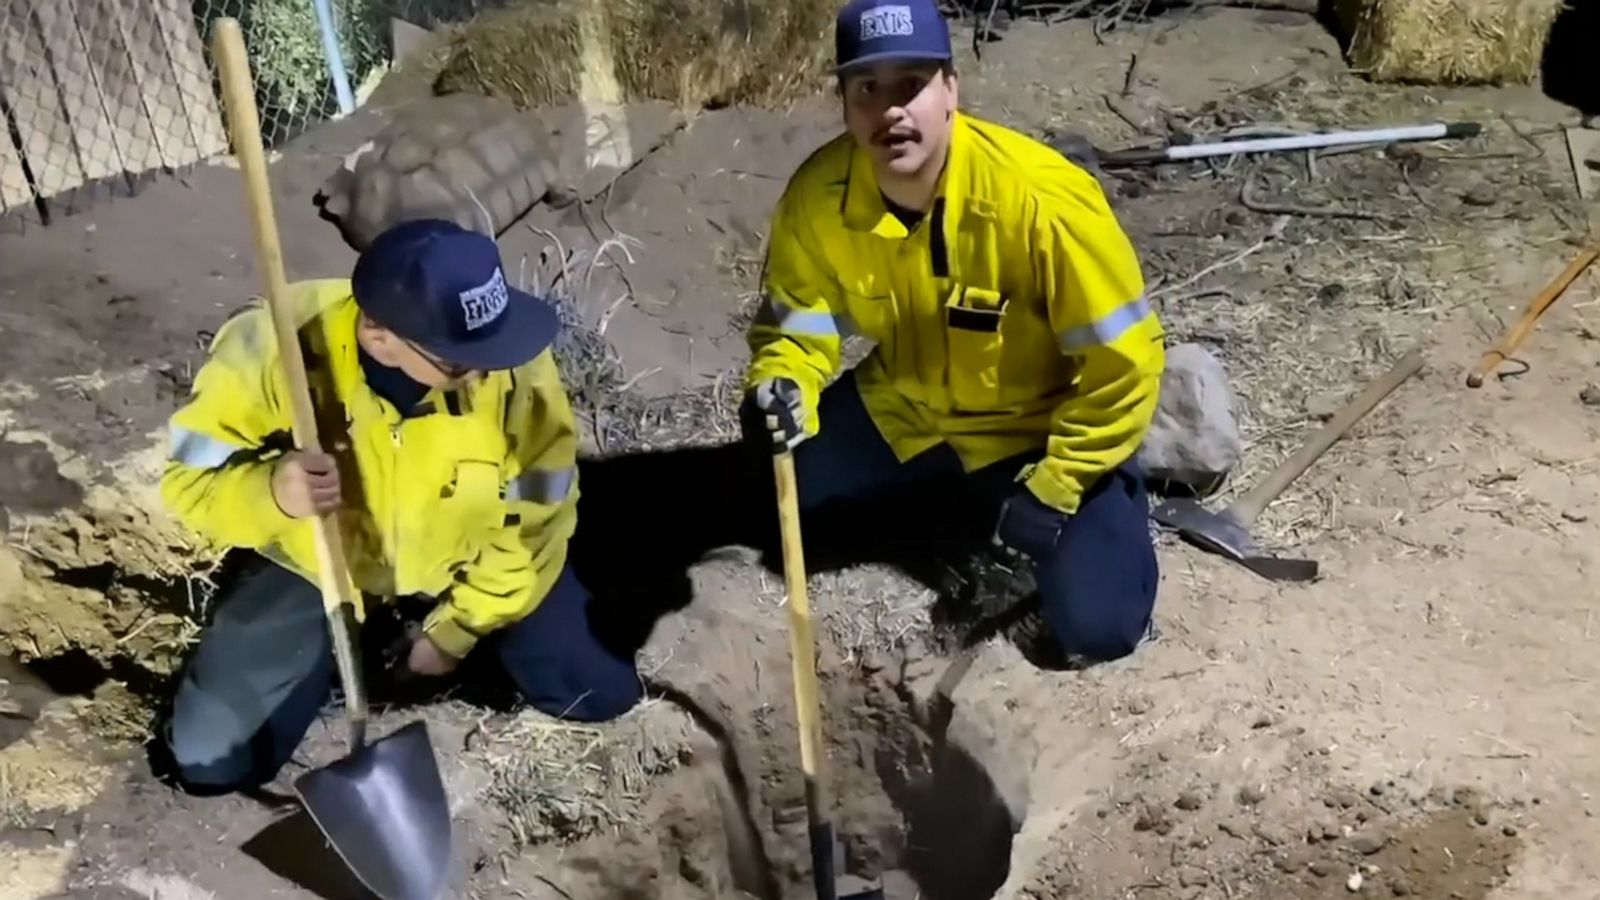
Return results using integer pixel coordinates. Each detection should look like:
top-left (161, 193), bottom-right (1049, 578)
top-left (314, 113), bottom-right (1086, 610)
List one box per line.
top-left (1023, 463), bottom-right (1084, 517)
top-left (421, 605), bottom-right (480, 659)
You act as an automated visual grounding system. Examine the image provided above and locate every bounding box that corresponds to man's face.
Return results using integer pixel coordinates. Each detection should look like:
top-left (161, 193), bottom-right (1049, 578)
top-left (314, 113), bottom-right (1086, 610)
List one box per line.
top-left (357, 315), bottom-right (477, 391)
top-left (841, 60), bottom-right (957, 181)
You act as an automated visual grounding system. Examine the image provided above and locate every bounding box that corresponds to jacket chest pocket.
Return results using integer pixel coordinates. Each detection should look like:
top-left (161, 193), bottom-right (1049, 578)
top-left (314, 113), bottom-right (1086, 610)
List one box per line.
top-left (945, 284), bottom-right (1008, 410)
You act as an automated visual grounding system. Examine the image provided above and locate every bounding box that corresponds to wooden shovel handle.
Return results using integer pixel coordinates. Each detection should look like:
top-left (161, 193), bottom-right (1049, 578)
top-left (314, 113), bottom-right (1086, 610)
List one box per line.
top-left (1232, 348), bottom-right (1425, 524)
top-left (211, 18), bottom-right (367, 748)
top-left (773, 452), bottom-right (837, 899)
top-left (1466, 243), bottom-right (1600, 388)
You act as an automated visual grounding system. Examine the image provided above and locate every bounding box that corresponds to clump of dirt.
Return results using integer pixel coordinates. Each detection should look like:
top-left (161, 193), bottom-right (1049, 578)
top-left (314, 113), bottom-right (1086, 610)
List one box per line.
top-left (0, 438), bottom-right (82, 523)
top-left (1012, 730), bottom-right (1529, 900)
top-left (1249, 804), bottom-right (1523, 899)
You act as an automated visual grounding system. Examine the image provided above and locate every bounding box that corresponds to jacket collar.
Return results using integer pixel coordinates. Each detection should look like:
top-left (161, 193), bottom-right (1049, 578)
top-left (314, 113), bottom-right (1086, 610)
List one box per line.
top-left (842, 110), bottom-right (970, 239)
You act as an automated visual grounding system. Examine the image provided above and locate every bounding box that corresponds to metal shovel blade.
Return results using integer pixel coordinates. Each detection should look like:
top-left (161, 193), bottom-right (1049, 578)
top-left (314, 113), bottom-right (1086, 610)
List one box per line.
top-left (1150, 497), bottom-right (1256, 560)
top-left (1150, 498), bottom-right (1320, 583)
top-left (292, 720), bottom-right (453, 900)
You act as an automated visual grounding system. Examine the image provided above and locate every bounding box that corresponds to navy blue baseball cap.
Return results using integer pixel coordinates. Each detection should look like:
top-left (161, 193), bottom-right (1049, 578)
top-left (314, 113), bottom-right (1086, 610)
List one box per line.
top-left (834, 0), bottom-right (952, 74)
top-left (351, 219), bottom-right (560, 371)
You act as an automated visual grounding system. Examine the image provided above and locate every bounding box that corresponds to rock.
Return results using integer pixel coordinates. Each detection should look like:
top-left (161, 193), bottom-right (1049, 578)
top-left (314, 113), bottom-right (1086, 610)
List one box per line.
top-left (1176, 789), bottom-right (1206, 811)
top-left (1348, 832), bottom-right (1387, 855)
top-left (1333, 789), bottom-right (1362, 809)
top-left (1126, 695), bottom-right (1153, 716)
top-left (1136, 343), bottom-right (1243, 496)
top-left (1218, 820), bottom-right (1248, 839)
top-left (1135, 803), bottom-right (1173, 834)
top-left (1580, 384), bottom-right (1600, 408)
top-left (1503, 824), bottom-right (1519, 837)
top-left (1390, 876), bottom-right (1413, 896)
top-left (1474, 811), bottom-right (1490, 827)
top-left (1273, 851), bottom-right (1303, 873)
top-left (1462, 185), bottom-right (1496, 207)
top-left (1179, 867), bottom-right (1211, 888)
top-left (1348, 871), bottom-right (1365, 892)
top-left (1317, 282), bottom-right (1348, 305)
top-left (1309, 860), bottom-right (1335, 877)
top-left (1238, 784), bottom-right (1268, 807)
top-left (1252, 710), bottom-right (1278, 729)
top-left (1370, 782), bottom-right (1387, 797)
top-left (1252, 823), bottom-right (1289, 846)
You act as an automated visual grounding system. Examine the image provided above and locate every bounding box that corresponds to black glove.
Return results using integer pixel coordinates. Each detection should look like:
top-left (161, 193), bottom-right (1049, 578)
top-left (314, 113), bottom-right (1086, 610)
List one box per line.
top-left (993, 485), bottom-right (1068, 560)
top-left (751, 377), bottom-right (808, 453)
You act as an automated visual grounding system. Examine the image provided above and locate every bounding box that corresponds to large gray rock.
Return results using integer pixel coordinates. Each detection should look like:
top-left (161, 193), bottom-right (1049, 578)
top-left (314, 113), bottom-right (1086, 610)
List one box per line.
top-left (1137, 343), bottom-right (1243, 497)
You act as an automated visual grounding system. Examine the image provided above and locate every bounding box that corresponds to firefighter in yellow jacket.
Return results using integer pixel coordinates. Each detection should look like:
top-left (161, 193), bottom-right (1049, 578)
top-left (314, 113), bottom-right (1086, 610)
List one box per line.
top-left (745, 0), bottom-right (1165, 663)
top-left (158, 219), bottom-right (641, 795)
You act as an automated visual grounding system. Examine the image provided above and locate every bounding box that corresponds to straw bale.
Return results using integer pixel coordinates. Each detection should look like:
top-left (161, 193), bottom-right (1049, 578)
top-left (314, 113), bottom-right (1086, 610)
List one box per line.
top-left (433, 0), bottom-right (835, 110)
top-left (1336, 0), bottom-right (1567, 85)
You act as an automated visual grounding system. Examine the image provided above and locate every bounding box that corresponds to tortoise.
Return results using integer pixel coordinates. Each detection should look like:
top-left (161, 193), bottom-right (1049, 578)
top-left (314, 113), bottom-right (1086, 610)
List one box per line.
top-left (314, 92), bottom-right (576, 252)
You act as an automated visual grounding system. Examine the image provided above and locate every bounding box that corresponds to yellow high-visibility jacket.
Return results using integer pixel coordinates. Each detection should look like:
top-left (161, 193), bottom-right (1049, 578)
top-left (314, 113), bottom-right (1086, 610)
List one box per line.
top-left (747, 111), bottom-right (1165, 515)
top-left (161, 280), bottom-right (580, 659)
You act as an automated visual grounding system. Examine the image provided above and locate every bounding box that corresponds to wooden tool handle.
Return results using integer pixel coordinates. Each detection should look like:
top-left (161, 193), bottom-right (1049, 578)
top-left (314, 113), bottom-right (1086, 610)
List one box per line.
top-left (773, 452), bottom-right (837, 900)
top-left (1232, 348), bottom-right (1425, 524)
top-left (211, 18), bottom-right (368, 749)
top-left (1466, 243), bottom-right (1600, 388)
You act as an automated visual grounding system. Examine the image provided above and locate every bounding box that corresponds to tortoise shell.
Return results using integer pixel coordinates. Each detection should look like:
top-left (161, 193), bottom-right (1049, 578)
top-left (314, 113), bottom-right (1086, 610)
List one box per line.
top-left (314, 92), bottom-right (571, 252)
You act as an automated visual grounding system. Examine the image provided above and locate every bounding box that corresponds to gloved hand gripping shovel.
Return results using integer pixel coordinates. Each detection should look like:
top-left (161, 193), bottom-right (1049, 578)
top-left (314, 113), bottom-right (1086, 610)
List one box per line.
top-left (212, 19), bottom-right (452, 900)
top-left (773, 452), bottom-right (884, 900)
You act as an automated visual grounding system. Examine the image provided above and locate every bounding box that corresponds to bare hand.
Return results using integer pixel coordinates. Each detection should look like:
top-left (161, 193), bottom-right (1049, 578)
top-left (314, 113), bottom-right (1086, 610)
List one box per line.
top-left (407, 635), bottom-right (460, 677)
top-left (270, 450), bottom-right (342, 518)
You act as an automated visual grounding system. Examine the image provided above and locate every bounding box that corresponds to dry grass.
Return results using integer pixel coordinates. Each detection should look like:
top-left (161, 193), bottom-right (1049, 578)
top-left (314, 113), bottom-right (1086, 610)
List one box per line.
top-left (466, 700), bottom-right (690, 848)
top-left (433, 0), bottom-right (836, 111)
top-left (1335, 0), bottom-right (1566, 85)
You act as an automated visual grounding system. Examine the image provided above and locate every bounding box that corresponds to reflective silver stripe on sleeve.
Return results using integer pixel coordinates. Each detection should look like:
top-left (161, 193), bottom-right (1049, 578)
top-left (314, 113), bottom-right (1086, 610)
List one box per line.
top-left (168, 426), bottom-right (248, 469)
top-left (1056, 295), bottom-right (1154, 352)
top-left (507, 467), bottom-right (576, 504)
top-left (753, 296), bottom-right (842, 338)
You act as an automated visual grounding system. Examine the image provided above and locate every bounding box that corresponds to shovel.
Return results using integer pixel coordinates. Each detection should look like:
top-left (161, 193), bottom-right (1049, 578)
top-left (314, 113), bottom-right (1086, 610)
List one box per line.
top-left (1151, 348), bottom-right (1425, 581)
top-left (773, 452), bottom-right (883, 900)
top-left (212, 19), bottom-right (452, 900)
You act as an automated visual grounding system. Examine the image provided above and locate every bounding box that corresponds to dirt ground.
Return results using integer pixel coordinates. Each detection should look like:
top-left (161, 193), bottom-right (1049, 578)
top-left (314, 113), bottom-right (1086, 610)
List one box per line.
top-left (3, 7), bottom-right (1600, 900)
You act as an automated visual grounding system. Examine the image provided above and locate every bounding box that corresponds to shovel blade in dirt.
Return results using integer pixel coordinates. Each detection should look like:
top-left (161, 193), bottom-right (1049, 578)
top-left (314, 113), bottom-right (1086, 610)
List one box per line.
top-left (1150, 498), bottom-right (1319, 582)
top-left (293, 720), bottom-right (453, 900)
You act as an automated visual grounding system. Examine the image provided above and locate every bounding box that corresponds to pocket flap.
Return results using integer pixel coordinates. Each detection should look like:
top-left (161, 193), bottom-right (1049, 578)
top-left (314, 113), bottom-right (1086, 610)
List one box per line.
top-left (443, 460), bottom-right (501, 501)
top-left (946, 285), bottom-right (1008, 332)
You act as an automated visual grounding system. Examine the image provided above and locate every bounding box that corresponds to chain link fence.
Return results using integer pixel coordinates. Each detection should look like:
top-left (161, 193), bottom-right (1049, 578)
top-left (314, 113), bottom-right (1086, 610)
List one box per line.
top-left (0, 0), bottom-right (495, 228)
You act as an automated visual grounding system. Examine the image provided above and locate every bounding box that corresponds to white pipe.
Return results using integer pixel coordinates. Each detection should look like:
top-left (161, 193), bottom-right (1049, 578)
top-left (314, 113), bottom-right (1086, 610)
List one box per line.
top-left (310, 0), bottom-right (356, 116)
top-left (1165, 123), bottom-right (1478, 161)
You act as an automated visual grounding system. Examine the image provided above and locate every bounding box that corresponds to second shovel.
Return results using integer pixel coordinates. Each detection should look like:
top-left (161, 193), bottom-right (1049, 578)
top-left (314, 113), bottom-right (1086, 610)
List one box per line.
top-left (1151, 348), bottom-right (1425, 581)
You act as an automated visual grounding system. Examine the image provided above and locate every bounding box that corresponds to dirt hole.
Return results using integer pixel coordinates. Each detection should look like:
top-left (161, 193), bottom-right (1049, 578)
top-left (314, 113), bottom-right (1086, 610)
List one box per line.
top-left (648, 653), bottom-right (1026, 900)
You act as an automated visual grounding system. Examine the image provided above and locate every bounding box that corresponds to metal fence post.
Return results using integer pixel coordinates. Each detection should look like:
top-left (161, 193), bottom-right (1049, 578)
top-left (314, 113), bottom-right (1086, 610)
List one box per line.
top-left (310, 0), bottom-right (356, 115)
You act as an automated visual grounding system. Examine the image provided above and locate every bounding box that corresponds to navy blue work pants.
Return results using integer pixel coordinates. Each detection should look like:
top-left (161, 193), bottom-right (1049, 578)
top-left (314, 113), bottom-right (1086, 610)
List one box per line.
top-left (160, 558), bottom-right (641, 794)
top-left (756, 372), bottom-right (1159, 662)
